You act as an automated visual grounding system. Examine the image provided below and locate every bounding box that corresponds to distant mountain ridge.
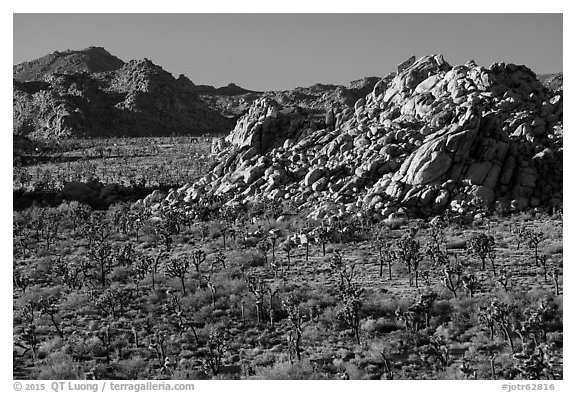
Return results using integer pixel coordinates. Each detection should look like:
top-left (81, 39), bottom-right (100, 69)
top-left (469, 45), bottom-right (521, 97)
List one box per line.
top-left (190, 82), bottom-right (259, 96)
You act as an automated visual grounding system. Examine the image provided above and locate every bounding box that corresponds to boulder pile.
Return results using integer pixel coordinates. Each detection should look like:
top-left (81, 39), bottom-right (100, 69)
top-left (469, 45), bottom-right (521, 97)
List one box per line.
top-left (161, 55), bottom-right (563, 218)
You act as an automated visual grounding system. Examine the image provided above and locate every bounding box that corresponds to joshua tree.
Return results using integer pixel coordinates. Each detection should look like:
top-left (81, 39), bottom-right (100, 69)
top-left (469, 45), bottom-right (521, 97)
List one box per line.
top-left (336, 283), bottom-right (364, 345)
top-left (281, 239), bottom-right (296, 271)
top-left (296, 232), bottom-right (311, 262)
top-left (486, 301), bottom-right (516, 352)
top-left (156, 224), bottom-right (174, 252)
top-left (82, 212), bottom-right (113, 247)
top-left (212, 250), bottom-right (226, 271)
top-left (190, 249), bottom-right (207, 274)
top-left (269, 229), bottom-right (282, 266)
top-left (87, 240), bottom-right (115, 288)
top-left (478, 307), bottom-right (496, 340)
top-left (40, 209), bottom-right (62, 251)
top-left (373, 233), bottom-right (395, 280)
top-left (418, 335), bottom-right (450, 371)
top-left (133, 256), bottom-right (153, 292)
top-left (246, 274), bottom-right (267, 323)
top-left (66, 201), bottom-right (92, 234)
top-left (313, 225), bottom-right (334, 257)
top-left (15, 303), bottom-right (38, 362)
top-left (147, 248), bottom-right (168, 289)
top-left (329, 250), bottom-right (355, 291)
top-left (37, 295), bottom-right (64, 339)
top-left (427, 216), bottom-right (447, 250)
top-left (257, 238), bottom-right (271, 267)
top-left (497, 268), bottom-right (512, 293)
top-left (203, 331), bottom-right (229, 376)
top-left (513, 344), bottom-right (558, 380)
top-left (466, 232), bottom-right (495, 271)
top-left (514, 299), bottom-right (556, 345)
top-left (487, 245), bottom-right (498, 276)
top-left (462, 271), bottom-right (479, 298)
top-left (95, 288), bottom-right (130, 319)
top-left (162, 291), bottom-right (199, 344)
top-left (395, 230), bottom-right (423, 287)
top-left (147, 329), bottom-right (168, 369)
top-left (51, 258), bottom-right (85, 290)
top-left (442, 262), bottom-right (463, 298)
top-left (126, 206), bottom-right (150, 241)
top-left (281, 294), bottom-right (311, 362)
top-left (512, 223), bottom-right (528, 250)
top-left (198, 275), bottom-right (217, 308)
top-left (110, 203), bottom-right (130, 234)
top-left (380, 350), bottom-right (394, 380)
top-left (113, 242), bottom-right (136, 267)
top-left (267, 281), bottom-right (281, 326)
top-left (524, 229), bottom-right (545, 269)
top-left (165, 256), bottom-right (192, 296)
top-left (537, 255), bottom-right (549, 282)
top-left (395, 293), bottom-right (437, 331)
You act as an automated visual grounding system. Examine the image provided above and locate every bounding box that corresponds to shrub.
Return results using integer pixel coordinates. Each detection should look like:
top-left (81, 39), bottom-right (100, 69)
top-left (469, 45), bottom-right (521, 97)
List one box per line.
top-left (249, 359), bottom-right (326, 379)
top-left (36, 350), bottom-right (84, 379)
top-left (229, 250), bottom-right (266, 269)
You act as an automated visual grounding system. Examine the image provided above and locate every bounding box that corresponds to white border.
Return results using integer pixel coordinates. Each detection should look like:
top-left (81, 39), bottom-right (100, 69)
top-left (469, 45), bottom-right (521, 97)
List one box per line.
top-left (3, 2), bottom-right (572, 391)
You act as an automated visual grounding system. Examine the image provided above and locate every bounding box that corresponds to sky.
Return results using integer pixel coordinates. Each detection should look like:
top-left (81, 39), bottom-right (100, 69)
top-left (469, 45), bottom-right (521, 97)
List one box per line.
top-left (13, 13), bottom-right (562, 91)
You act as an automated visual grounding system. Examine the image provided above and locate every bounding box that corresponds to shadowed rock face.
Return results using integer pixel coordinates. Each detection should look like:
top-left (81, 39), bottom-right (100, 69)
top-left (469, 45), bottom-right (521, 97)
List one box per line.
top-left (163, 55), bottom-right (562, 218)
top-left (13, 50), bottom-right (234, 138)
top-left (537, 73), bottom-right (563, 92)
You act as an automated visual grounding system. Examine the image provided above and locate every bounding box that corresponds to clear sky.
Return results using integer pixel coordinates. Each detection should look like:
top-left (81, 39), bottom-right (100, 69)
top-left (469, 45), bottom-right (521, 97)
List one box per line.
top-left (13, 13), bottom-right (563, 91)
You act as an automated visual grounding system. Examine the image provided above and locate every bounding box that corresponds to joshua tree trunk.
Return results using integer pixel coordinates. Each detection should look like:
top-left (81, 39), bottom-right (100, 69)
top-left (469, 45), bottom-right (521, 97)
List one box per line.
top-left (490, 257), bottom-right (497, 276)
top-left (490, 354), bottom-right (496, 379)
top-left (501, 325), bottom-right (515, 353)
top-left (295, 332), bottom-right (302, 361)
top-left (49, 314), bottom-right (64, 339)
top-left (180, 277), bottom-right (186, 296)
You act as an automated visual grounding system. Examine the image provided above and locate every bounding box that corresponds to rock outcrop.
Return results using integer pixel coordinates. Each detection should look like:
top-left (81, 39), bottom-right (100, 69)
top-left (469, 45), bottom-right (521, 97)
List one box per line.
top-left (163, 55), bottom-right (562, 218)
top-left (13, 49), bottom-right (234, 138)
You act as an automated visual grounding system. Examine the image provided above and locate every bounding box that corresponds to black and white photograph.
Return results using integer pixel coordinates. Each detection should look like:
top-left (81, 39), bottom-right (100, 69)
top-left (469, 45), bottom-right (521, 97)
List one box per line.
top-left (8, 5), bottom-right (567, 388)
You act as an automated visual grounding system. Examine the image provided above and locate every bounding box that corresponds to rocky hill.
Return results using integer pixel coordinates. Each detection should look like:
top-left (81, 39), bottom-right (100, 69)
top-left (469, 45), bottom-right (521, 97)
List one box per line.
top-left (13, 47), bottom-right (125, 82)
top-left (13, 49), bottom-right (234, 138)
top-left (160, 55), bottom-right (562, 219)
